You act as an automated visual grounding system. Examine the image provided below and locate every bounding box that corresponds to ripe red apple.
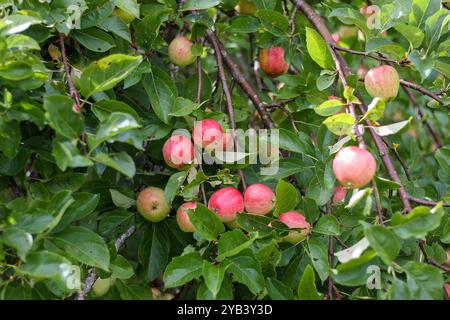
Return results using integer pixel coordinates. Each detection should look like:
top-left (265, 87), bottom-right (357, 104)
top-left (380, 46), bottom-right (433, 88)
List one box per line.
top-left (235, 0), bottom-right (257, 15)
top-left (176, 202), bottom-right (197, 233)
top-left (331, 32), bottom-right (340, 43)
top-left (364, 65), bottom-right (399, 101)
top-left (162, 134), bottom-right (194, 170)
top-left (333, 146), bottom-right (376, 188)
top-left (278, 211), bottom-right (310, 244)
top-left (243, 183), bottom-right (275, 215)
top-left (92, 276), bottom-right (115, 297)
top-left (137, 187), bottom-right (170, 222)
top-left (208, 187), bottom-right (244, 222)
top-left (259, 47), bottom-right (289, 78)
top-left (112, 8), bottom-right (135, 24)
top-left (333, 185), bottom-right (347, 203)
top-left (168, 36), bottom-right (196, 67)
top-left (192, 119), bottom-right (223, 148)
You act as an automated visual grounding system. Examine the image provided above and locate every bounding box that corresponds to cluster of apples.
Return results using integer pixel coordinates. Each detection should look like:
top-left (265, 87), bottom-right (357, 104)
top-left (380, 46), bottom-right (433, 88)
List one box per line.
top-left (177, 184), bottom-right (310, 244)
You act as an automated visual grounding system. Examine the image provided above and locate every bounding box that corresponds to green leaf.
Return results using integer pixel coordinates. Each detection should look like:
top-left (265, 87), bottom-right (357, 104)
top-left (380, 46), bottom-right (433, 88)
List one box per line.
top-left (93, 152), bottom-right (136, 178)
top-left (43, 95), bottom-right (84, 139)
top-left (0, 61), bottom-right (32, 80)
top-left (228, 250), bottom-right (265, 295)
top-left (98, 16), bottom-right (131, 43)
top-left (403, 261), bottom-right (444, 300)
top-left (80, 54), bottom-right (142, 98)
top-left (138, 223), bottom-right (170, 282)
top-left (164, 171), bottom-right (188, 205)
top-left (363, 224), bottom-right (400, 265)
top-left (217, 230), bottom-right (256, 261)
top-left (53, 226), bottom-right (110, 271)
top-left (323, 113), bottom-right (355, 136)
top-left (0, 118), bottom-right (21, 158)
top-left (55, 192), bottom-right (100, 231)
top-left (227, 16), bottom-right (260, 33)
top-left (435, 147), bottom-right (450, 176)
top-left (170, 97), bottom-right (197, 117)
top-left (236, 213), bottom-right (274, 236)
top-left (277, 128), bottom-right (313, 156)
top-left (143, 66), bottom-right (177, 124)
top-left (361, 97), bottom-right (385, 121)
top-left (111, 255), bottom-right (134, 280)
top-left (115, 278), bottom-right (152, 300)
top-left (115, 0), bottom-right (140, 19)
top-left (307, 238), bottom-right (329, 282)
top-left (163, 252), bottom-right (203, 288)
top-left (333, 250), bottom-right (378, 286)
top-left (370, 118), bottom-right (412, 136)
top-left (189, 203), bottom-right (225, 241)
top-left (72, 28), bottom-right (115, 52)
top-left (52, 138), bottom-right (93, 171)
top-left (391, 205), bottom-right (444, 239)
top-left (256, 9), bottom-right (289, 36)
top-left (6, 34), bottom-right (39, 51)
top-left (315, 215), bottom-right (340, 236)
top-left (110, 189), bottom-right (135, 209)
top-left (274, 180), bottom-right (299, 216)
top-left (202, 261), bottom-right (230, 298)
top-left (17, 251), bottom-right (73, 282)
top-left (305, 27), bottom-right (334, 70)
top-left (314, 99), bottom-right (345, 117)
top-left (298, 264), bottom-right (323, 300)
top-left (91, 100), bottom-right (140, 122)
top-left (181, 0), bottom-right (221, 10)
top-left (266, 277), bottom-right (294, 300)
top-left (393, 23), bottom-right (424, 48)
top-left (0, 227), bottom-right (32, 260)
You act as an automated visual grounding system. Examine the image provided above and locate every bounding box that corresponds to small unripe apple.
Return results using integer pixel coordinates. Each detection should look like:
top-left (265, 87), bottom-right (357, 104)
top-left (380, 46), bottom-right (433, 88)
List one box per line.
top-left (331, 32), bottom-right (340, 43)
top-left (176, 202), bottom-right (197, 233)
top-left (333, 146), bottom-right (376, 188)
top-left (333, 185), bottom-right (347, 203)
top-left (112, 8), bottom-right (136, 24)
top-left (278, 211), bottom-right (310, 244)
top-left (192, 119), bottom-right (223, 148)
top-left (208, 187), bottom-right (244, 223)
top-left (259, 47), bottom-right (289, 78)
top-left (243, 184), bottom-right (275, 215)
top-left (338, 26), bottom-right (358, 38)
top-left (364, 65), bottom-right (399, 101)
top-left (92, 276), bottom-right (115, 297)
top-left (235, 0), bottom-right (257, 15)
top-left (162, 134), bottom-right (194, 170)
top-left (357, 66), bottom-right (368, 79)
top-left (168, 36), bottom-right (196, 67)
top-left (137, 187), bottom-right (170, 222)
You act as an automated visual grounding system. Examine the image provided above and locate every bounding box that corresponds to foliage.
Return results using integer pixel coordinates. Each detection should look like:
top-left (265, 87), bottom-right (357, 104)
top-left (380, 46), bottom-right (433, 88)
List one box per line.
top-left (0, 0), bottom-right (448, 301)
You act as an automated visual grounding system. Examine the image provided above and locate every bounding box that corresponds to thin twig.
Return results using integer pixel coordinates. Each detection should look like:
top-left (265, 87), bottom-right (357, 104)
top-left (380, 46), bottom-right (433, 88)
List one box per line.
top-left (249, 34), bottom-right (264, 91)
top-left (372, 183), bottom-right (385, 225)
top-left (419, 240), bottom-right (450, 272)
top-left (289, 6), bottom-right (298, 34)
top-left (331, 44), bottom-right (410, 66)
top-left (400, 79), bottom-right (447, 106)
top-left (206, 32), bottom-right (275, 129)
top-left (207, 31), bottom-right (247, 190)
top-left (407, 196), bottom-right (450, 207)
top-left (58, 33), bottom-right (81, 112)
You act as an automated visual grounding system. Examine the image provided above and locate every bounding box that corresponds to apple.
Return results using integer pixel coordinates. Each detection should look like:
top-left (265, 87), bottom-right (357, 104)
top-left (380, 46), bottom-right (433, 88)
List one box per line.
top-left (331, 32), bottom-right (340, 43)
top-left (176, 202), bottom-right (197, 233)
top-left (192, 118), bottom-right (224, 148)
top-left (92, 276), bottom-right (115, 297)
top-left (137, 187), bottom-right (170, 222)
top-left (259, 47), bottom-right (289, 77)
top-left (333, 146), bottom-right (376, 188)
top-left (112, 8), bottom-right (136, 24)
top-left (162, 134), bottom-right (194, 170)
top-left (243, 183), bottom-right (275, 215)
top-left (278, 211), bottom-right (310, 244)
top-left (364, 65), bottom-right (399, 101)
top-left (208, 187), bottom-right (244, 222)
top-left (357, 66), bottom-right (368, 79)
top-left (235, 0), bottom-right (257, 15)
top-left (168, 36), bottom-right (196, 67)
top-left (333, 185), bottom-right (347, 203)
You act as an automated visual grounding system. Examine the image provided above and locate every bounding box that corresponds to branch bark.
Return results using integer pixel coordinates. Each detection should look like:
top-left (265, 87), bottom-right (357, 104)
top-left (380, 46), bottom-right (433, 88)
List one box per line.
top-left (59, 33), bottom-right (82, 112)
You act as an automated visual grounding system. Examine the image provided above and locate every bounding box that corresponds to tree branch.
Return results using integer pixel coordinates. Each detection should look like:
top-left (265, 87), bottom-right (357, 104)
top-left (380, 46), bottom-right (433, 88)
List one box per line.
top-left (58, 33), bottom-right (81, 112)
top-left (75, 224), bottom-right (136, 300)
top-left (407, 196), bottom-right (450, 207)
top-left (331, 44), bottom-right (410, 66)
top-left (290, 0), bottom-right (412, 212)
top-left (419, 240), bottom-right (450, 272)
top-left (206, 31), bottom-right (275, 129)
top-left (399, 79), bottom-right (447, 107)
